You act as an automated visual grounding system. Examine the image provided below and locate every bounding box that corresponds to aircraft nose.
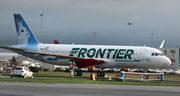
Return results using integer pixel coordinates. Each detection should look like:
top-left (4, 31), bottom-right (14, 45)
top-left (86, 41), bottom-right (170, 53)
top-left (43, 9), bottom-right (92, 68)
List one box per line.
top-left (163, 57), bottom-right (171, 67)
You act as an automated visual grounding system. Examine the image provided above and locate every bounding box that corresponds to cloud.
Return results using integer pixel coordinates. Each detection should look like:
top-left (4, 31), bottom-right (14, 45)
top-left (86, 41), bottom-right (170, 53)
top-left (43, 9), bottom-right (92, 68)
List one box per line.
top-left (1, 0), bottom-right (180, 52)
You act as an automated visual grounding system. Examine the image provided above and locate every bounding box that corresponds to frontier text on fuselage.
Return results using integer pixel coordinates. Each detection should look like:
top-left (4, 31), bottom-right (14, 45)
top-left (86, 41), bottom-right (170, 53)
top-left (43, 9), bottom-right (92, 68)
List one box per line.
top-left (69, 48), bottom-right (134, 59)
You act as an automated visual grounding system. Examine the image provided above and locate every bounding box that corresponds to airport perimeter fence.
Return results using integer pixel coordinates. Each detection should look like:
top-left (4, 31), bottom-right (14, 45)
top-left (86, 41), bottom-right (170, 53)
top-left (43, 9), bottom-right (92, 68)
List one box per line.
top-left (119, 71), bottom-right (164, 81)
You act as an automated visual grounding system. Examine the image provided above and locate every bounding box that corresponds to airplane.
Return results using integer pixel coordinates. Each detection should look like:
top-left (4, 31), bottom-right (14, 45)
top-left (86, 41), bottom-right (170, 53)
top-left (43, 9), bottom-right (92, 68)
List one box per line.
top-left (0, 14), bottom-right (171, 77)
top-left (0, 40), bottom-right (164, 62)
top-left (54, 40), bottom-right (60, 44)
top-left (159, 40), bottom-right (166, 48)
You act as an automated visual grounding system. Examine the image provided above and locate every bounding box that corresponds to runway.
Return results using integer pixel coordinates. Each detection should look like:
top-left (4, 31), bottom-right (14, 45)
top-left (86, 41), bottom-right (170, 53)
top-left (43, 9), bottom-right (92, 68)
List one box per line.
top-left (0, 82), bottom-right (179, 96)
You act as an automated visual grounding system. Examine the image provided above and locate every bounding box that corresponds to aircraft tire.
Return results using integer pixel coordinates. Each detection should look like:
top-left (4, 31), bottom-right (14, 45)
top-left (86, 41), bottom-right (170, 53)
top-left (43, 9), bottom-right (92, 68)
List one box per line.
top-left (78, 71), bottom-right (82, 76)
top-left (143, 75), bottom-right (149, 79)
top-left (97, 71), bottom-right (102, 77)
top-left (74, 71), bottom-right (78, 76)
top-left (101, 72), bottom-right (105, 77)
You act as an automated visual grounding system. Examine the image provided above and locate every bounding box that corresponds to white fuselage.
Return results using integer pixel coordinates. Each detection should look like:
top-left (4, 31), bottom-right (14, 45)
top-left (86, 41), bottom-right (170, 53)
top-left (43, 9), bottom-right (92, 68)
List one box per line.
top-left (18, 44), bottom-right (171, 69)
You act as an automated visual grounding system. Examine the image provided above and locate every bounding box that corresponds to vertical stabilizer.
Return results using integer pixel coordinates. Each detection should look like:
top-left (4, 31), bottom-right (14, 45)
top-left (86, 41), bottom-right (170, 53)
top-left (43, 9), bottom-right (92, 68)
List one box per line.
top-left (54, 40), bottom-right (60, 44)
top-left (13, 14), bottom-right (40, 50)
top-left (159, 40), bottom-right (166, 48)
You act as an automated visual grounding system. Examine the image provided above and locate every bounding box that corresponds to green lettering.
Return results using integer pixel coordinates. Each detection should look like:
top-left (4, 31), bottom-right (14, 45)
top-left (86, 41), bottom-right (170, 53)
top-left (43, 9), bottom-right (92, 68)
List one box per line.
top-left (113, 49), bottom-right (118, 58)
top-left (107, 49), bottom-right (115, 58)
top-left (87, 48), bottom-right (96, 58)
top-left (95, 49), bottom-right (106, 58)
top-left (116, 49), bottom-right (126, 59)
top-left (78, 48), bottom-right (87, 58)
top-left (70, 48), bottom-right (80, 56)
top-left (124, 49), bottom-right (134, 59)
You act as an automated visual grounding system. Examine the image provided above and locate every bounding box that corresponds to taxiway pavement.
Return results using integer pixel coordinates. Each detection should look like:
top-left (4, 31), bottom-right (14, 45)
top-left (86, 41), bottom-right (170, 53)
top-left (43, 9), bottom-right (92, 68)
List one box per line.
top-left (0, 82), bottom-right (179, 96)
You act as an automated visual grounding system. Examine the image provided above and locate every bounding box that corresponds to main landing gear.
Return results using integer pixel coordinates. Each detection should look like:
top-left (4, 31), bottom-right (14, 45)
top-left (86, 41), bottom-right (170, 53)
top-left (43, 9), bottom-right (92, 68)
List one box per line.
top-left (143, 69), bottom-right (149, 79)
top-left (74, 69), bottom-right (82, 76)
top-left (97, 71), bottom-right (105, 77)
top-left (143, 75), bottom-right (149, 79)
top-left (74, 69), bottom-right (106, 77)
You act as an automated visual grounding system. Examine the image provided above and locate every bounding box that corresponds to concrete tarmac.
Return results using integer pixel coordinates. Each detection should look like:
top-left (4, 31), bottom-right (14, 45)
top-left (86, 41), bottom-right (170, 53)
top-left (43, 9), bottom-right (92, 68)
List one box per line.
top-left (0, 82), bottom-right (179, 96)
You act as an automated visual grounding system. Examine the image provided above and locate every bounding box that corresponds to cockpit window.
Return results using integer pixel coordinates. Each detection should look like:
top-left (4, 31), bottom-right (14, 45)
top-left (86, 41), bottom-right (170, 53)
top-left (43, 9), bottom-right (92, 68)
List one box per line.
top-left (151, 53), bottom-right (164, 56)
top-left (155, 53), bottom-right (158, 56)
top-left (151, 53), bottom-right (155, 56)
top-left (159, 53), bottom-right (164, 56)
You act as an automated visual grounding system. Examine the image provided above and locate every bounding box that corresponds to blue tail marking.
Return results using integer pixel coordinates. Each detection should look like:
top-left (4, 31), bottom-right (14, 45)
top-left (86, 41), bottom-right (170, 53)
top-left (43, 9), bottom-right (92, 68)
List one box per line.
top-left (14, 14), bottom-right (39, 51)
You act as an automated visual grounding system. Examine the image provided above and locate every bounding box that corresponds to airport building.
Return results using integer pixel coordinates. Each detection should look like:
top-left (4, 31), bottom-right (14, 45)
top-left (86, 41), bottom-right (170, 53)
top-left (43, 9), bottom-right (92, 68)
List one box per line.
top-left (158, 48), bottom-right (180, 69)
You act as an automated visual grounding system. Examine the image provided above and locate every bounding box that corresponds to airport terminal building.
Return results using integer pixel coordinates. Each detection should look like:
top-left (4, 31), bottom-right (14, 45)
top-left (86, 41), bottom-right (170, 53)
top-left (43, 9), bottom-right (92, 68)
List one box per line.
top-left (158, 48), bottom-right (180, 69)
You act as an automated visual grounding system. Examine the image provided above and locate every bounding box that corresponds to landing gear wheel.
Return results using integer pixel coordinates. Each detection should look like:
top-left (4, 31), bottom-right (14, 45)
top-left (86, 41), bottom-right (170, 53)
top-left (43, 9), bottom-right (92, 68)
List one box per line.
top-left (97, 71), bottom-right (105, 77)
top-left (74, 71), bottom-right (78, 76)
top-left (101, 72), bottom-right (105, 77)
top-left (78, 71), bottom-right (82, 76)
top-left (74, 71), bottom-right (82, 76)
top-left (97, 71), bottom-right (102, 77)
top-left (143, 75), bottom-right (149, 79)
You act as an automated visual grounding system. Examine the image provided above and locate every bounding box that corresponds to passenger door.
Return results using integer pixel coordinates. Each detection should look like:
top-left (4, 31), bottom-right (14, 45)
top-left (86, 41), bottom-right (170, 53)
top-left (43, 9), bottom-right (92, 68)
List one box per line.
top-left (139, 49), bottom-right (146, 61)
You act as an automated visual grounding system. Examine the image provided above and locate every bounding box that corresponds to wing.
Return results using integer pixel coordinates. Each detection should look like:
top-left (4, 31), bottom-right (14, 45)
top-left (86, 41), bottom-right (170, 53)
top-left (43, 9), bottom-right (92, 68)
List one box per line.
top-left (0, 46), bottom-right (25, 52)
top-left (0, 46), bottom-right (105, 68)
top-left (26, 51), bottom-right (105, 68)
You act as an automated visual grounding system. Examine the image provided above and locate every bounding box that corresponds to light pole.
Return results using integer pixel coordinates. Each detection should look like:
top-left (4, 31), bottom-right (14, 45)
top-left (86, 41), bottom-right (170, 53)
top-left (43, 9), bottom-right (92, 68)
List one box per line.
top-left (93, 32), bottom-right (97, 45)
top-left (40, 14), bottom-right (43, 43)
top-left (150, 33), bottom-right (154, 47)
top-left (128, 23), bottom-right (132, 46)
top-left (40, 14), bottom-right (43, 70)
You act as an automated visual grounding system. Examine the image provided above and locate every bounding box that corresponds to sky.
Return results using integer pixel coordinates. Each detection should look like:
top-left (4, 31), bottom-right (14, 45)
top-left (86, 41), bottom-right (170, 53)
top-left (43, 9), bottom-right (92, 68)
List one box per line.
top-left (0, 0), bottom-right (180, 52)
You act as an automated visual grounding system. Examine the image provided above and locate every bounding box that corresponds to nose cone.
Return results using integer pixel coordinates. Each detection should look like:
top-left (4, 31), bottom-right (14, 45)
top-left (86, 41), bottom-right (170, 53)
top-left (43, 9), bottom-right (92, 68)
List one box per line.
top-left (163, 57), bottom-right (171, 67)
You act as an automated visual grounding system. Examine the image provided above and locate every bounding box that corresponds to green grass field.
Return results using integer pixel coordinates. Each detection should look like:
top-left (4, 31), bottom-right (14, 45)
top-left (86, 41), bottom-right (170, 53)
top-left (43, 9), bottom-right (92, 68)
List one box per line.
top-left (2, 70), bottom-right (180, 80)
top-left (0, 77), bottom-right (179, 86)
top-left (1, 71), bottom-right (180, 86)
top-left (32, 71), bottom-right (180, 81)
